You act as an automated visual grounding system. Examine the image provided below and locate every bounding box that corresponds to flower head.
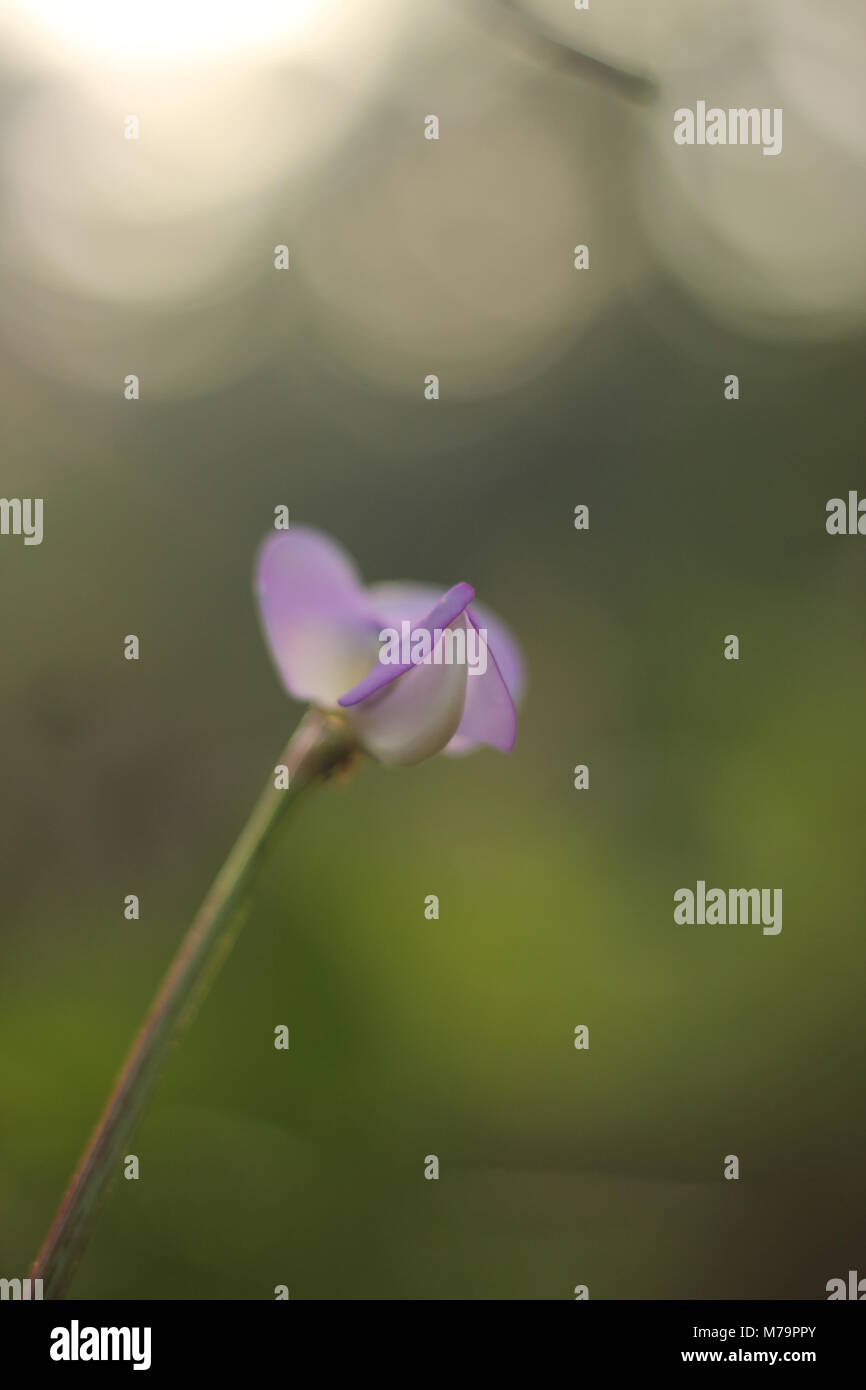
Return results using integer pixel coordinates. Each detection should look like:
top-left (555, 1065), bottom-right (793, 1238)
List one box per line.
top-left (255, 527), bottom-right (524, 765)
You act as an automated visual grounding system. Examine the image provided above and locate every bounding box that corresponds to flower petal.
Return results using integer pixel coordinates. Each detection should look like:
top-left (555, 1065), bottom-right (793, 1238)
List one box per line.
top-left (367, 582), bottom-right (525, 704)
top-left (442, 606), bottom-right (517, 755)
top-left (461, 599), bottom-right (526, 706)
top-left (365, 581), bottom-right (444, 630)
top-left (337, 582), bottom-right (474, 706)
top-left (364, 580), bottom-right (523, 756)
top-left (340, 613), bottom-right (471, 766)
top-left (255, 527), bottom-right (379, 706)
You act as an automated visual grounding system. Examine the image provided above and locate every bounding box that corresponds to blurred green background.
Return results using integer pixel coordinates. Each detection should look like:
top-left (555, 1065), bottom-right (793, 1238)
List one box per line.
top-left (1, 1), bottom-right (865, 1298)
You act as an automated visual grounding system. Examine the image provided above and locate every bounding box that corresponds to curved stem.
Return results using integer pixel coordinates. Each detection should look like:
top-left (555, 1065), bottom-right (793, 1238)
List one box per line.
top-left (30, 708), bottom-right (358, 1300)
top-left (497, 0), bottom-right (657, 103)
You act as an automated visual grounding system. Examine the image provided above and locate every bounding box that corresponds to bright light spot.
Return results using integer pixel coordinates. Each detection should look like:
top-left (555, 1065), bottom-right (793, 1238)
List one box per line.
top-left (5, 0), bottom-right (333, 71)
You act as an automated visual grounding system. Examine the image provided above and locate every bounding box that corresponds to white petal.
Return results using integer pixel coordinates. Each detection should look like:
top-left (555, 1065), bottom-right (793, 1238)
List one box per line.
top-left (343, 615), bottom-right (469, 766)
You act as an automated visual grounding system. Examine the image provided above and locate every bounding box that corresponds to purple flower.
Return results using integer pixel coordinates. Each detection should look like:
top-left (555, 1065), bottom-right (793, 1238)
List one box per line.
top-left (255, 527), bottom-right (524, 765)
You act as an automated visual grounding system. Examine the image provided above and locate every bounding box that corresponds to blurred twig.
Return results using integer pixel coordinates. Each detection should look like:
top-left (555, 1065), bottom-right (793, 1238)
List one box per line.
top-left (487, 0), bottom-right (658, 103)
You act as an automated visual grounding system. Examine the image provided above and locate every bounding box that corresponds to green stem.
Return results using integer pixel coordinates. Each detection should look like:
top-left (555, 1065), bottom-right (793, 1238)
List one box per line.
top-left (30, 708), bottom-right (358, 1300)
